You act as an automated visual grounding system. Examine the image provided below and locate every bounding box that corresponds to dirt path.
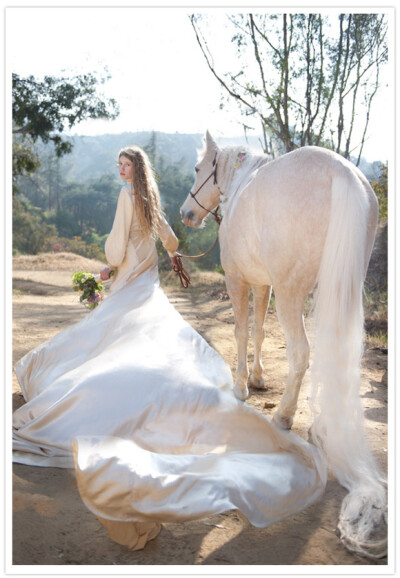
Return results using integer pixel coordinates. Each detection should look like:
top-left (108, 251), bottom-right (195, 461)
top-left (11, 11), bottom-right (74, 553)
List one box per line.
top-left (11, 260), bottom-right (388, 567)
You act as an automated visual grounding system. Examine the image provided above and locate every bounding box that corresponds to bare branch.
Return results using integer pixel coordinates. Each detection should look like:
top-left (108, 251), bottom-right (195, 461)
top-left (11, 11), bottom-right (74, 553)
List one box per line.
top-left (248, 15), bottom-right (282, 124)
top-left (190, 12), bottom-right (387, 157)
top-left (356, 48), bottom-right (381, 165)
top-left (250, 14), bottom-right (281, 59)
top-left (189, 15), bottom-right (258, 116)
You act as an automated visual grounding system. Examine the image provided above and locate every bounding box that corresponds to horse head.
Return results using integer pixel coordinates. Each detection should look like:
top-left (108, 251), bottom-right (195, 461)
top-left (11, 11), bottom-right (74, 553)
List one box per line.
top-left (180, 131), bottom-right (221, 228)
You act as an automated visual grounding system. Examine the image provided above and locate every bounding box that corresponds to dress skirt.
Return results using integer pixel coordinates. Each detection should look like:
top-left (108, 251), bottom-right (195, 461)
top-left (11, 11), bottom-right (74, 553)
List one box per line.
top-left (13, 266), bottom-right (327, 549)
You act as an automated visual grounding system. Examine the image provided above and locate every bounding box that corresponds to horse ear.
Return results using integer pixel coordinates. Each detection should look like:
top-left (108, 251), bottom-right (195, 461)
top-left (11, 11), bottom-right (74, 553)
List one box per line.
top-left (205, 130), bottom-right (219, 153)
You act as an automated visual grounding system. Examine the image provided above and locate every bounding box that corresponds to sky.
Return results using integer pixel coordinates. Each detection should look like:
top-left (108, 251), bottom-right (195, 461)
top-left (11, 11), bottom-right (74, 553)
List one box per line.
top-left (6, 4), bottom-right (395, 163)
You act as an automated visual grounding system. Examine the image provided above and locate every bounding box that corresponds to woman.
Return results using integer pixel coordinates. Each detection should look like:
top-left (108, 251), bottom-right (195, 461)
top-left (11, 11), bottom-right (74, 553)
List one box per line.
top-left (13, 146), bottom-right (326, 551)
top-left (100, 146), bottom-right (180, 291)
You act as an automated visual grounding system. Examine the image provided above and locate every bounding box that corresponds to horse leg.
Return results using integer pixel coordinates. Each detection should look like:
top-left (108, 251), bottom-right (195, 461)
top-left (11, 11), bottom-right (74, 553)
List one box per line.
top-left (249, 285), bottom-right (272, 389)
top-left (225, 275), bottom-right (250, 401)
top-left (272, 291), bottom-right (309, 430)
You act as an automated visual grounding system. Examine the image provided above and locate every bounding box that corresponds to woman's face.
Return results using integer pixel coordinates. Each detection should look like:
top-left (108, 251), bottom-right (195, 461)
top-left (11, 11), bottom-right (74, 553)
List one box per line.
top-left (118, 155), bottom-right (135, 181)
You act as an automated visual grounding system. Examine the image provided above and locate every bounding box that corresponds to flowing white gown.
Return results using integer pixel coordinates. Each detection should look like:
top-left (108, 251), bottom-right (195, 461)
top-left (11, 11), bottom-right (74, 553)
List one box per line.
top-left (13, 184), bottom-right (327, 550)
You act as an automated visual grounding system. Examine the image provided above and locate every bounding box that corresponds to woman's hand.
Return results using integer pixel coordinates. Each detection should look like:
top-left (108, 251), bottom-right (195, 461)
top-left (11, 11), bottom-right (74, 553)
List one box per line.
top-left (170, 255), bottom-right (179, 269)
top-left (170, 253), bottom-right (191, 288)
top-left (100, 267), bottom-right (111, 281)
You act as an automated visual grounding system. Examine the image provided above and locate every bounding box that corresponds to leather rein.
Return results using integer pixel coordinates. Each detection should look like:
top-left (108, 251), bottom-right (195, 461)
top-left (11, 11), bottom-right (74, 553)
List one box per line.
top-left (173, 153), bottom-right (222, 288)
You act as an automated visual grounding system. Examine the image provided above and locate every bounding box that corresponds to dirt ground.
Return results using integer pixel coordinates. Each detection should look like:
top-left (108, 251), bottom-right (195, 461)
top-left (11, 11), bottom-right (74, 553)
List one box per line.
top-left (11, 254), bottom-right (389, 568)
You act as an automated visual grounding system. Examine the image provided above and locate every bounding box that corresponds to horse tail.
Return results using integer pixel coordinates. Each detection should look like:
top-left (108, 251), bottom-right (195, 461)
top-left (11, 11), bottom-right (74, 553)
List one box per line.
top-left (310, 164), bottom-right (387, 558)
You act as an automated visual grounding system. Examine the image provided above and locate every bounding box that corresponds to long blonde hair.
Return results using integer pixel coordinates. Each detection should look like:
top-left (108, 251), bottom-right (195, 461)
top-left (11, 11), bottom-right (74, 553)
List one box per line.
top-left (118, 146), bottom-right (163, 236)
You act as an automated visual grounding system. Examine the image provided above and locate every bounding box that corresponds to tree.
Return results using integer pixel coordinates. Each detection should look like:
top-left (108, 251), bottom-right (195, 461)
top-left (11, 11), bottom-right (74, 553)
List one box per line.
top-left (12, 138), bottom-right (41, 194)
top-left (144, 131), bottom-right (158, 167)
top-left (12, 71), bottom-right (120, 254)
top-left (191, 13), bottom-right (388, 162)
top-left (13, 198), bottom-right (58, 255)
top-left (12, 72), bottom-right (119, 184)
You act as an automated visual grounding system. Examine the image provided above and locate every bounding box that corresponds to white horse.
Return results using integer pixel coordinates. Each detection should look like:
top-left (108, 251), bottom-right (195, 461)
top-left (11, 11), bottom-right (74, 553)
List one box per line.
top-left (180, 131), bottom-right (387, 558)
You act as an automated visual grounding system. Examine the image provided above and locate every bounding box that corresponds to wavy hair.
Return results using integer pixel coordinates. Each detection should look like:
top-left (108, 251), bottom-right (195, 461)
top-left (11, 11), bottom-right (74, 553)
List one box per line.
top-left (118, 146), bottom-right (163, 236)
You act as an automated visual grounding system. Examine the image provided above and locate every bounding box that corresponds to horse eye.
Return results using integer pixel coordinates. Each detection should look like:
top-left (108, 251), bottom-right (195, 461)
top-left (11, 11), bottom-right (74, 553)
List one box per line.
top-left (195, 167), bottom-right (199, 173)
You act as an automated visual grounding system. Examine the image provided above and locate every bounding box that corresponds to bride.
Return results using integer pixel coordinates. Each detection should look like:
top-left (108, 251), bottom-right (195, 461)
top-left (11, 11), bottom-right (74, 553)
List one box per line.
top-left (13, 146), bottom-right (327, 550)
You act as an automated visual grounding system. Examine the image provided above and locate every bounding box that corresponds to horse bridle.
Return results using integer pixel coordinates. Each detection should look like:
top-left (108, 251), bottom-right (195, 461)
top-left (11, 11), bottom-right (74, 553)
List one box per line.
top-left (189, 152), bottom-right (222, 226)
top-left (173, 153), bottom-right (222, 288)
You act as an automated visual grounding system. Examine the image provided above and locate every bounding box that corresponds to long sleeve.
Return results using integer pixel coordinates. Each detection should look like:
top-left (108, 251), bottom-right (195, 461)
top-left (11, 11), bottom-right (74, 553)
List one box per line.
top-left (105, 188), bottom-right (134, 267)
top-left (157, 216), bottom-right (179, 256)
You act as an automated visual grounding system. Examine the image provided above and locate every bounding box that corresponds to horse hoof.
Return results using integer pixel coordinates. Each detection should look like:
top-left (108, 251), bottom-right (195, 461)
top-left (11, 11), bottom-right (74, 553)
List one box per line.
top-left (248, 374), bottom-right (265, 389)
top-left (233, 384), bottom-right (249, 401)
top-left (273, 411), bottom-right (293, 430)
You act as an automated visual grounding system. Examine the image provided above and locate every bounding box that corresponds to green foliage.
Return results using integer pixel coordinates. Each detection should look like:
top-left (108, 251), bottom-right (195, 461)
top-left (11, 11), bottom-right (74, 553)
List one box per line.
top-left (371, 163), bottom-right (388, 221)
top-left (187, 220), bottom-right (220, 270)
top-left (44, 236), bottom-right (106, 261)
top-left (46, 208), bottom-right (81, 238)
top-left (156, 215), bottom-right (192, 271)
top-left (363, 286), bottom-right (388, 348)
top-left (85, 232), bottom-right (109, 250)
top-left (13, 140), bottom-right (118, 261)
top-left (143, 131), bottom-right (158, 166)
top-left (191, 13), bottom-right (388, 161)
top-left (364, 330), bottom-right (388, 349)
top-left (24, 172), bottom-right (121, 236)
top-left (12, 132), bottom-right (383, 277)
top-left (13, 73), bottom-right (119, 157)
top-left (158, 167), bottom-right (193, 222)
top-left (12, 138), bottom-right (41, 193)
top-left (12, 72), bottom-right (119, 192)
top-left (13, 198), bottom-right (57, 255)
top-left (13, 130), bottom-right (224, 269)
top-left (53, 132), bottom-right (203, 183)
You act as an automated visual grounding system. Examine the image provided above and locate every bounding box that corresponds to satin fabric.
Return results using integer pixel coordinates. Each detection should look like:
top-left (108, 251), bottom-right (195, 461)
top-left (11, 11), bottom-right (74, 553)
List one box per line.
top-left (13, 185), bottom-right (327, 550)
top-left (104, 184), bottom-right (178, 292)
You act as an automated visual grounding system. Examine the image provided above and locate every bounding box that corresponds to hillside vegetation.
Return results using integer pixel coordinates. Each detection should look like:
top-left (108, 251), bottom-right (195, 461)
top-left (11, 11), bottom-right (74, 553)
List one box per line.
top-left (13, 131), bottom-right (388, 345)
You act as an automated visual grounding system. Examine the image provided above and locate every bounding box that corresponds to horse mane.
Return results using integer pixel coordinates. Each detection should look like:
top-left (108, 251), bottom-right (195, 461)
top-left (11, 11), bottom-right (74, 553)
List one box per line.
top-left (213, 144), bottom-right (270, 203)
top-left (198, 141), bottom-right (269, 163)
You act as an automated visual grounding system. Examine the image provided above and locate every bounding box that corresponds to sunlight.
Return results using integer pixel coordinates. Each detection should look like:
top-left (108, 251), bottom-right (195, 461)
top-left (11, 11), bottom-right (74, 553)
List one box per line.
top-left (7, 6), bottom-right (392, 162)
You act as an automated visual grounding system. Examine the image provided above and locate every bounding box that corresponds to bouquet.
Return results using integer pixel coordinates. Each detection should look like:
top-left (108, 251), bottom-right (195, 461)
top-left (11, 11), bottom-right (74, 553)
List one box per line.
top-left (72, 271), bottom-right (105, 310)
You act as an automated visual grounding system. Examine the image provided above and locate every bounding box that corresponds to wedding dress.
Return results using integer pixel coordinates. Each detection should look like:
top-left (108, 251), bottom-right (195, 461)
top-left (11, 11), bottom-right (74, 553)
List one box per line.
top-left (13, 184), bottom-right (327, 550)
